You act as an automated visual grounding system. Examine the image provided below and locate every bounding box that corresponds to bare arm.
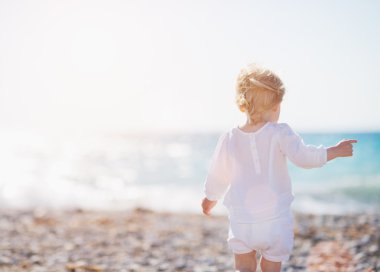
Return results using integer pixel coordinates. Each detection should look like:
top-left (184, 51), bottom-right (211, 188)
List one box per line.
top-left (327, 139), bottom-right (357, 161)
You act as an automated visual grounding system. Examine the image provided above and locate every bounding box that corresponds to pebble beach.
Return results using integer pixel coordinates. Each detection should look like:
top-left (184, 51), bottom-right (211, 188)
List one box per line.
top-left (0, 208), bottom-right (379, 272)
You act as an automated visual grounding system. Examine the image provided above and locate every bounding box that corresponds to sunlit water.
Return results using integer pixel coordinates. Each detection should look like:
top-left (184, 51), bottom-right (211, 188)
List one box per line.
top-left (0, 129), bottom-right (379, 215)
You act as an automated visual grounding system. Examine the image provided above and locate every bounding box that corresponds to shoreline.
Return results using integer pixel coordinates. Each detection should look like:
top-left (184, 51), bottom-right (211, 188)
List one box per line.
top-left (0, 208), bottom-right (379, 271)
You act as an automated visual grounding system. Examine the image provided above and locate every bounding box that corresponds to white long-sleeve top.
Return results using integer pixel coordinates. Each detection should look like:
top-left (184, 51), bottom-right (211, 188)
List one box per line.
top-left (204, 122), bottom-right (327, 223)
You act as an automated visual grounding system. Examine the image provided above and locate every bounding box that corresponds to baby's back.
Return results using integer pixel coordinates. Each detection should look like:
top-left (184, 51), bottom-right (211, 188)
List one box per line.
top-left (223, 122), bottom-right (294, 223)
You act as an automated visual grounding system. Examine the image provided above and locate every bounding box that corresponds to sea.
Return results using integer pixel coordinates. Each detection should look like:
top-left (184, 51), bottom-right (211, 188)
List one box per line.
top-left (0, 129), bottom-right (379, 215)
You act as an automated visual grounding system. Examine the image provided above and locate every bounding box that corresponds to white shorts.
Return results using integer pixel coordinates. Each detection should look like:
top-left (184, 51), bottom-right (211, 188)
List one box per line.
top-left (227, 211), bottom-right (294, 262)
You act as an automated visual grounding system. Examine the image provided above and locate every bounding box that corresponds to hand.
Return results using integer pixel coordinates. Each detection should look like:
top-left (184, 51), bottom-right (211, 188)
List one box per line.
top-left (201, 197), bottom-right (217, 216)
top-left (335, 139), bottom-right (357, 157)
top-left (327, 139), bottom-right (357, 161)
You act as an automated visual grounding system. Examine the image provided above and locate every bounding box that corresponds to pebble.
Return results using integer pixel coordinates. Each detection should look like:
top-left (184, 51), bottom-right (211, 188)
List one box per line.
top-left (0, 256), bottom-right (14, 266)
top-left (0, 208), bottom-right (378, 271)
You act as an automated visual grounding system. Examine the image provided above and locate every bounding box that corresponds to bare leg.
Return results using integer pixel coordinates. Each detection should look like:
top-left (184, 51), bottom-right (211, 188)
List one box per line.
top-left (259, 256), bottom-right (281, 272)
top-left (234, 250), bottom-right (257, 272)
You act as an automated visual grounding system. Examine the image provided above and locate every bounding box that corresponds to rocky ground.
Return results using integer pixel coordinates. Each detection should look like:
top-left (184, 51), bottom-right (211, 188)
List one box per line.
top-left (0, 208), bottom-right (379, 272)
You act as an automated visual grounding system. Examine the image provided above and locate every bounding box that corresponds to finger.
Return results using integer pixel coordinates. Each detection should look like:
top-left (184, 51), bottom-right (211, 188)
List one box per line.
top-left (203, 208), bottom-right (210, 216)
top-left (344, 139), bottom-right (358, 144)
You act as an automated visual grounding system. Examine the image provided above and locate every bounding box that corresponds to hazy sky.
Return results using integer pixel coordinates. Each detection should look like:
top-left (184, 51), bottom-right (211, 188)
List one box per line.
top-left (0, 0), bottom-right (379, 134)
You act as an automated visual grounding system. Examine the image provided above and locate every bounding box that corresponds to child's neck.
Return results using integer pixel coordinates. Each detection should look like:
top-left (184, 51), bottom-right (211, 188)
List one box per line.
top-left (239, 120), bottom-right (269, 133)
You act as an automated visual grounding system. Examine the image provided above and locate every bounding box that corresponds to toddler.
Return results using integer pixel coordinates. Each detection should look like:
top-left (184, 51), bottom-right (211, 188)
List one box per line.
top-left (201, 63), bottom-right (357, 272)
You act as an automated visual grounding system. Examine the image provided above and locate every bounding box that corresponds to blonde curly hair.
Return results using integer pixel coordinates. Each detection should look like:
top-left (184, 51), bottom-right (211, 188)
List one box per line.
top-left (235, 63), bottom-right (285, 124)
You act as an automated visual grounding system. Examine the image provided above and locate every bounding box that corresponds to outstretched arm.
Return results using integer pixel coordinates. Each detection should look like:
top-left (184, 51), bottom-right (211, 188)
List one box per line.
top-left (278, 124), bottom-right (327, 168)
top-left (278, 124), bottom-right (357, 168)
top-left (327, 139), bottom-right (357, 161)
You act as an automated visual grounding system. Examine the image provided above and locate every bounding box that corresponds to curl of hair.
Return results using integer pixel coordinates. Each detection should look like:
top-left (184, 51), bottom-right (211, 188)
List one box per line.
top-left (235, 63), bottom-right (285, 124)
top-left (236, 91), bottom-right (251, 112)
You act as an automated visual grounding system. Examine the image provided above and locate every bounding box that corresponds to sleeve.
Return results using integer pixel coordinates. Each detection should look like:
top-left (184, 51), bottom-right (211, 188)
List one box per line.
top-left (203, 132), bottom-right (231, 201)
top-left (278, 123), bottom-right (327, 169)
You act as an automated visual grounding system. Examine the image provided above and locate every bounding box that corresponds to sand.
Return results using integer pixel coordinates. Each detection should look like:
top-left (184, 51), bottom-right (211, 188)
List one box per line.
top-left (0, 208), bottom-right (379, 272)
